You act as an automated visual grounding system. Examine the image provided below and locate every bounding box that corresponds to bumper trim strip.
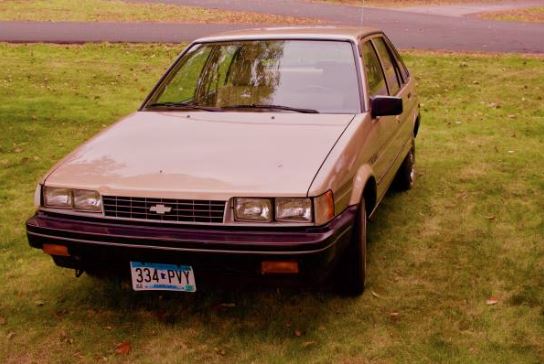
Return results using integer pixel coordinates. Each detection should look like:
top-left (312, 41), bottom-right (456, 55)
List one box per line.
top-left (28, 228), bottom-right (351, 256)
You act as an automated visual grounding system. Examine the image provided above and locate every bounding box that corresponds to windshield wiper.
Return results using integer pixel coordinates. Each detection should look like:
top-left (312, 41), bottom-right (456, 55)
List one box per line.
top-left (145, 101), bottom-right (221, 112)
top-left (221, 104), bottom-right (319, 114)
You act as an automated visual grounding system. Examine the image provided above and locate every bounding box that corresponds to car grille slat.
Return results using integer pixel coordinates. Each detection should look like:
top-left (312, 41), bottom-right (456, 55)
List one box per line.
top-left (102, 196), bottom-right (225, 224)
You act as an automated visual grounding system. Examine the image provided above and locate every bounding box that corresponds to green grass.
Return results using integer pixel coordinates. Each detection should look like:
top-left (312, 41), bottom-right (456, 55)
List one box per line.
top-left (0, 0), bottom-right (315, 24)
top-left (0, 43), bottom-right (543, 363)
top-left (479, 6), bottom-right (544, 23)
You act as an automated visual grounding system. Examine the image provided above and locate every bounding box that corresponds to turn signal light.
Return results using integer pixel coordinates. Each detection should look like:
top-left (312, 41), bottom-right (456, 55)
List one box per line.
top-left (261, 260), bottom-right (299, 274)
top-left (42, 244), bottom-right (70, 257)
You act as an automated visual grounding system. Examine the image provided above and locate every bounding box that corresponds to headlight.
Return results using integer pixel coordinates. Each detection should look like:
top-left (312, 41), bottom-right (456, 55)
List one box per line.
top-left (43, 187), bottom-right (72, 209)
top-left (73, 189), bottom-right (102, 212)
top-left (234, 198), bottom-right (272, 222)
top-left (275, 198), bottom-right (312, 223)
top-left (43, 186), bottom-right (102, 212)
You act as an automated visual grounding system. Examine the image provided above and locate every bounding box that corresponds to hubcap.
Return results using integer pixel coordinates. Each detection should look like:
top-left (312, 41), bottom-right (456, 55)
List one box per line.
top-left (409, 151), bottom-right (415, 185)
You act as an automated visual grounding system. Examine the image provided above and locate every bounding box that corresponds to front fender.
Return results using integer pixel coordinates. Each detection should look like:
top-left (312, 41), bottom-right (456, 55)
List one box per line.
top-left (349, 164), bottom-right (375, 207)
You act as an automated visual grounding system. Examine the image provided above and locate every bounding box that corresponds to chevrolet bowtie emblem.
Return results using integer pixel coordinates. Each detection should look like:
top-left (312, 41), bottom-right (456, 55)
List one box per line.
top-left (149, 204), bottom-right (172, 214)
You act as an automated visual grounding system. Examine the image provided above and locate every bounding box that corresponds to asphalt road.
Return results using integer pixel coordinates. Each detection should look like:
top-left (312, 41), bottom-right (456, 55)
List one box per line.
top-left (1, 0), bottom-right (543, 53)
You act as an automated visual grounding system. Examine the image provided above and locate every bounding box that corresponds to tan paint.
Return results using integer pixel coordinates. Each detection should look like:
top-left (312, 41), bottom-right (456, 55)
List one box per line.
top-left (197, 26), bottom-right (380, 44)
top-left (44, 111), bottom-right (355, 201)
top-left (39, 26), bottom-right (420, 226)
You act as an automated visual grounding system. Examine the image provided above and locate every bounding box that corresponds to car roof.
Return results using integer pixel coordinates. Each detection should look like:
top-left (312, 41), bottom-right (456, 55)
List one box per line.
top-left (195, 26), bottom-right (382, 43)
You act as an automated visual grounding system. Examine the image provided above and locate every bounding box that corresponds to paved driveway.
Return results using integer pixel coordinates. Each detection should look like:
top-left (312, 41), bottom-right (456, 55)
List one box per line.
top-left (0, 0), bottom-right (543, 53)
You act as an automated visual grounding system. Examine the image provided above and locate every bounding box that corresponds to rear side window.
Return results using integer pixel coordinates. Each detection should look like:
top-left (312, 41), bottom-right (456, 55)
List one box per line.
top-left (362, 41), bottom-right (387, 98)
top-left (372, 37), bottom-right (401, 95)
top-left (385, 37), bottom-right (410, 82)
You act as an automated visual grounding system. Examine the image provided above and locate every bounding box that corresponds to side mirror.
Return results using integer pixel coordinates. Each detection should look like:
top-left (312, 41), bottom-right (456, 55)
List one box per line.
top-left (371, 96), bottom-right (403, 118)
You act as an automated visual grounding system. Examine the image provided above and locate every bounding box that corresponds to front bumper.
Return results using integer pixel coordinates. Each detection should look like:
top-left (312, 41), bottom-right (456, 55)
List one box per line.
top-left (26, 206), bottom-right (357, 286)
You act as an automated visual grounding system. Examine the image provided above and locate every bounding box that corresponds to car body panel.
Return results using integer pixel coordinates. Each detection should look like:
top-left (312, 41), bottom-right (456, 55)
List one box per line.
top-left (44, 111), bottom-right (356, 200)
top-left (27, 26), bottom-right (420, 285)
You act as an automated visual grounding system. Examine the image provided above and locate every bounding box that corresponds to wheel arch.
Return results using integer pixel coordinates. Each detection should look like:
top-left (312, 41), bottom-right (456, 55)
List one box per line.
top-left (349, 164), bottom-right (377, 216)
top-left (414, 113), bottom-right (420, 138)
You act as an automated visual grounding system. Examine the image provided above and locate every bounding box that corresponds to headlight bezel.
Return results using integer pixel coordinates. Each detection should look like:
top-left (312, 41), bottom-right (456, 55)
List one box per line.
top-left (233, 192), bottom-right (334, 225)
top-left (234, 197), bottom-right (273, 222)
top-left (73, 189), bottom-right (102, 212)
top-left (42, 186), bottom-right (102, 213)
top-left (275, 197), bottom-right (313, 223)
top-left (43, 186), bottom-right (73, 209)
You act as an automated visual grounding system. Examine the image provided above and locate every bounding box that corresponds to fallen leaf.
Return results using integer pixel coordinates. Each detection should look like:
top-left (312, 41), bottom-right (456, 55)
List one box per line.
top-left (302, 341), bottom-right (316, 347)
top-left (485, 215), bottom-right (496, 220)
top-left (486, 297), bottom-right (499, 305)
top-left (7, 332), bottom-right (16, 340)
top-left (294, 329), bottom-right (302, 337)
top-left (35, 300), bottom-right (45, 307)
top-left (0, 316), bottom-right (6, 325)
top-left (214, 347), bottom-right (226, 356)
top-left (115, 341), bottom-right (131, 355)
top-left (371, 290), bottom-right (382, 298)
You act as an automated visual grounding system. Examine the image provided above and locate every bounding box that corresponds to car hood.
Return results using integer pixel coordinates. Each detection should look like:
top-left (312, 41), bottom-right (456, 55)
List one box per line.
top-left (45, 111), bottom-right (355, 200)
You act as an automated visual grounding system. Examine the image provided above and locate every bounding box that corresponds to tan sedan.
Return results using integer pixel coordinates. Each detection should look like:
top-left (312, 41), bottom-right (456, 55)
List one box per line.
top-left (26, 26), bottom-right (420, 295)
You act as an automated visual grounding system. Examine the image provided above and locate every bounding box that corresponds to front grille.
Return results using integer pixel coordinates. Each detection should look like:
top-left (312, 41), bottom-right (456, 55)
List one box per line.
top-left (102, 196), bottom-right (226, 224)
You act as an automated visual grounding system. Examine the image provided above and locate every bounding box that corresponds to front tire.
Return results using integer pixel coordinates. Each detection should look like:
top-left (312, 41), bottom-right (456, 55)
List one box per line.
top-left (337, 199), bottom-right (367, 296)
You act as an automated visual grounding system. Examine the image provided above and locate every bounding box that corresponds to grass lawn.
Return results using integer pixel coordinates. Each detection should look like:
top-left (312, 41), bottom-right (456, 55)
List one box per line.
top-left (478, 6), bottom-right (544, 23)
top-left (0, 0), bottom-right (316, 24)
top-left (0, 43), bottom-right (543, 363)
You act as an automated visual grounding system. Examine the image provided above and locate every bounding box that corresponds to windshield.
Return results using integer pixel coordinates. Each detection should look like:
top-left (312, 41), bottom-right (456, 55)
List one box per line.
top-left (145, 40), bottom-right (361, 114)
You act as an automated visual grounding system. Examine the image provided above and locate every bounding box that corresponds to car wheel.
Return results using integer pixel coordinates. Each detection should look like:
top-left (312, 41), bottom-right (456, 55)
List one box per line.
top-left (337, 198), bottom-right (367, 296)
top-left (395, 143), bottom-right (416, 191)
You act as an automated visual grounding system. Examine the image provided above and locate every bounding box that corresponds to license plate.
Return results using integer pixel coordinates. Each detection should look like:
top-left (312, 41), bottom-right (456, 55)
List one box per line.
top-left (130, 261), bottom-right (196, 292)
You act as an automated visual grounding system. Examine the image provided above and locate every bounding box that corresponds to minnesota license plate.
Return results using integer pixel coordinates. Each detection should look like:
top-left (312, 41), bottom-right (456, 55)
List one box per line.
top-left (130, 261), bottom-right (196, 292)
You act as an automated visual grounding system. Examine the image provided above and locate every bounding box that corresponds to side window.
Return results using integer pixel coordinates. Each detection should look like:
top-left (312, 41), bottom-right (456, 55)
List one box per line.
top-left (362, 41), bottom-right (387, 98)
top-left (372, 37), bottom-right (401, 95)
top-left (385, 37), bottom-right (410, 82)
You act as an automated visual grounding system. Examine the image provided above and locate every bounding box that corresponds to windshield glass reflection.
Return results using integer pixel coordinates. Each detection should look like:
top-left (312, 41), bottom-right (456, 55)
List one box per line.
top-left (148, 40), bottom-right (361, 114)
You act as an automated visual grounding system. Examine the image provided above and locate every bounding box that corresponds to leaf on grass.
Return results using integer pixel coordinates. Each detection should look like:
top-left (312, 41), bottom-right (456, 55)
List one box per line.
top-left (35, 299), bottom-right (45, 307)
top-left (486, 297), bottom-right (499, 305)
top-left (371, 290), bottom-right (382, 298)
top-left (0, 316), bottom-right (6, 325)
top-left (294, 329), bottom-right (302, 337)
top-left (302, 341), bottom-right (316, 348)
top-left (214, 347), bottom-right (226, 356)
top-left (7, 332), bottom-right (16, 340)
top-left (115, 341), bottom-right (131, 355)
